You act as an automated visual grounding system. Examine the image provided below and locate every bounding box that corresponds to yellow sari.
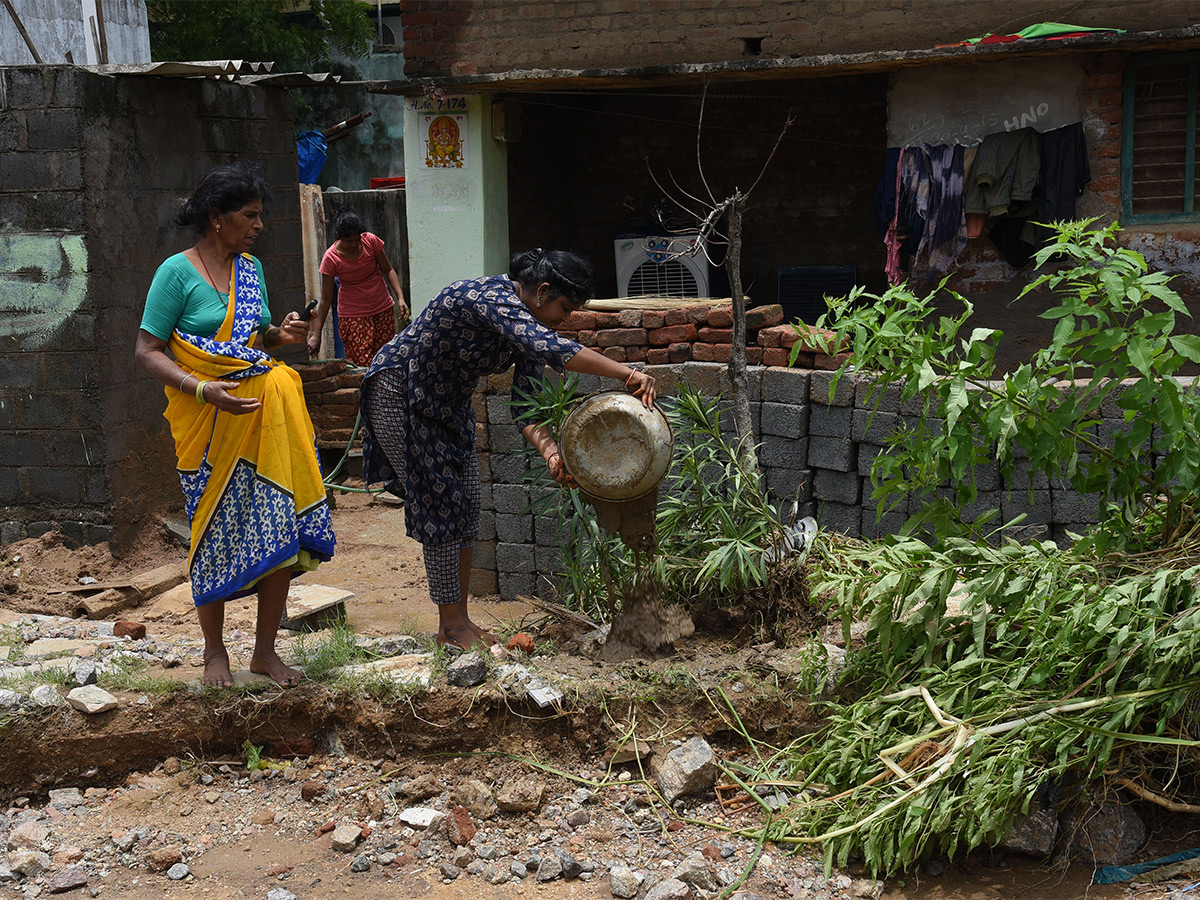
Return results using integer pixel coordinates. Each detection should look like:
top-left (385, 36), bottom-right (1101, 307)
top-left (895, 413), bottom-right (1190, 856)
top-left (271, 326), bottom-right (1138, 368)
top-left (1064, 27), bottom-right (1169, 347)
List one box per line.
top-left (164, 254), bottom-right (334, 605)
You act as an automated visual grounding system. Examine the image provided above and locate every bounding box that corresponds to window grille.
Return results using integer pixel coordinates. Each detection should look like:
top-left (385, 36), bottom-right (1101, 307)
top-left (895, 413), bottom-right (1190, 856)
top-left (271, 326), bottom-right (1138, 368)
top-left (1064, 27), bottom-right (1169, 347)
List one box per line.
top-left (1122, 54), bottom-right (1200, 223)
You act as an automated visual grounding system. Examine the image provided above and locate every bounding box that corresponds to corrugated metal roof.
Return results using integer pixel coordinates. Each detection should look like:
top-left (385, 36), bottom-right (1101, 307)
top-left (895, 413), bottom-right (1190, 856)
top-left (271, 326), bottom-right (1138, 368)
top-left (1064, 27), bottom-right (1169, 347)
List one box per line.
top-left (367, 24), bottom-right (1200, 95)
top-left (81, 60), bottom-right (340, 85)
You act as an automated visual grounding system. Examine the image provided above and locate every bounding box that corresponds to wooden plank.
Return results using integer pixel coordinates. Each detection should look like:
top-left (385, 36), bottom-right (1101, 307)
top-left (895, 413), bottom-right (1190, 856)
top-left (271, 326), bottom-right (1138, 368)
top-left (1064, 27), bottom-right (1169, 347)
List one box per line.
top-left (299, 184), bottom-right (336, 359)
top-left (78, 561), bottom-right (188, 619)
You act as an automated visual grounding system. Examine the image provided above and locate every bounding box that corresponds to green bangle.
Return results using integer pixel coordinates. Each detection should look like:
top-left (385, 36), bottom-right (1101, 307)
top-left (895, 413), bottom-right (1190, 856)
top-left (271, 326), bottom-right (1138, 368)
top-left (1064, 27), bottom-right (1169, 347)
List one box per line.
top-left (195, 380), bottom-right (209, 405)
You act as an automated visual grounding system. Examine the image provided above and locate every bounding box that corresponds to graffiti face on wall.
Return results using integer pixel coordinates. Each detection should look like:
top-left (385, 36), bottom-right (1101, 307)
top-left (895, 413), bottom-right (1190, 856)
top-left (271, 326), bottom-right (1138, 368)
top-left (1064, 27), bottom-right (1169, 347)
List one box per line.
top-left (0, 233), bottom-right (88, 347)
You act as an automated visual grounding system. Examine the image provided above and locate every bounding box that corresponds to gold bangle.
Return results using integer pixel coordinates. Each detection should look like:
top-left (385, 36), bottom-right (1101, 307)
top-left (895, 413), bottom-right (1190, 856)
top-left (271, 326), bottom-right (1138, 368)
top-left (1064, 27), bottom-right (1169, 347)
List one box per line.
top-left (195, 380), bottom-right (209, 405)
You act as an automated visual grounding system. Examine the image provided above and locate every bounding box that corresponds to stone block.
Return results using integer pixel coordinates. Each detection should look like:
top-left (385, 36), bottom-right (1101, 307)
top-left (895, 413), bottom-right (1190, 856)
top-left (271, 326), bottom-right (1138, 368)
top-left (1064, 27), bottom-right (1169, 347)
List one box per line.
top-left (486, 395), bottom-right (514, 425)
top-left (810, 370), bottom-right (856, 406)
top-left (857, 442), bottom-right (884, 475)
top-left (651, 737), bottom-right (717, 802)
top-left (854, 378), bottom-right (903, 413)
top-left (818, 500), bottom-right (862, 537)
top-left (489, 423), bottom-right (525, 453)
top-left (476, 510), bottom-right (496, 542)
top-left (1052, 490), bottom-right (1101, 523)
top-left (0, 151), bottom-right (52, 191)
top-left (808, 437), bottom-right (855, 471)
top-left (7, 69), bottom-right (46, 108)
top-left (813, 469), bottom-right (860, 505)
top-left (478, 481), bottom-right (493, 511)
top-left (765, 467), bottom-right (812, 504)
top-left (492, 483), bottom-right (529, 515)
top-left (861, 506), bottom-right (908, 540)
top-left (535, 515), bottom-right (563, 545)
top-left (470, 568), bottom-right (498, 596)
top-left (490, 453), bottom-right (529, 482)
top-left (25, 109), bottom-right (82, 150)
top-left (498, 571), bottom-right (532, 599)
top-left (1006, 458), bottom-right (1050, 492)
top-left (535, 544), bottom-right (562, 572)
top-left (760, 402), bottom-right (809, 438)
top-left (760, 435), bottom-right (807, 469)
top-left (471, 540), bottom-right (496, 570)
top-left (496, 542), bottom-right (535, 573)
top-left (679, 362), bottom-right (729, 397)
top-left (494, 514), bottom-right (532, 543)
top-left (851, 409), bottom-right (899, 443)
top-left (1001, 490), bottom-right (1052, 526)
top-left (809, 404), bottom-right (853, 438)
top-left (446, 652), bottom-right (488, 688)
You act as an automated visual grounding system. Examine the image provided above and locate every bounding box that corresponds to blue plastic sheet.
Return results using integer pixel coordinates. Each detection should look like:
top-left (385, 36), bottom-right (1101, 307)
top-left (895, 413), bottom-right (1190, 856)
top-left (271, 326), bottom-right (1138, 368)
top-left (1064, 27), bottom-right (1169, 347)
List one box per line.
top-left (1094, 848), bottom-right (1200, 884)
top-left (297, 131), bottom-right (327, 184)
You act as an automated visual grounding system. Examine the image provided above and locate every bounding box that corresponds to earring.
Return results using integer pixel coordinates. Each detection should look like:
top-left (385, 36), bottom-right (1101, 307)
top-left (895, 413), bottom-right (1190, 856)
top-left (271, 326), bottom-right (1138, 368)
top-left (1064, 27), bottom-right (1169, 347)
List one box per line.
top-left (216, 223), bottom-right (221, 233)
top-left (535, 292), bottom-right (543, 308)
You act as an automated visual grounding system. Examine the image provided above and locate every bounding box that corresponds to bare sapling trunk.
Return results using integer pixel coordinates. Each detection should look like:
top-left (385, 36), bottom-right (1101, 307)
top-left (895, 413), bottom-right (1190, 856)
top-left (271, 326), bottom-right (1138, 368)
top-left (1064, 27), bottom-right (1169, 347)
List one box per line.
top-left (725, 193), bottom-right (757, 475)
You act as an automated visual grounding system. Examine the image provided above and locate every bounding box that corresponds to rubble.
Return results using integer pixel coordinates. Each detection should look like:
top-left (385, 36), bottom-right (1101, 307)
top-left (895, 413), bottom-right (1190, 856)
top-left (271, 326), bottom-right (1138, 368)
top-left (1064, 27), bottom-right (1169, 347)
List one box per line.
top-left (652, 737), bottom-right (718, 803)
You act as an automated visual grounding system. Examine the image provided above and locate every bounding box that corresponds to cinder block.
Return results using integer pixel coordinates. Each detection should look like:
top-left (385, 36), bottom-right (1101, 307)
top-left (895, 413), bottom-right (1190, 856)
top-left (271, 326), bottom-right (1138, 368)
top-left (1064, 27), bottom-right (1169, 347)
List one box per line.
top-left (679, 362), bottom-right (730, 397)
top-left (855, 378), bottom-right (903, 413)
top-left (1001, 490), bottom-right (1052, 526)
top-left (490, 453), bottom-right (530, 482)
top-left (477, 481), bottom-right (493, 512)
top-left (0, 151), bottom-right (52, 191)
top-left (1052, 490), bottom-right (1101, 523)
top-left (26, 109), bottom-right (82, 151)
top-left (86, 524), bottom-right (114, 546)
top-left (470, 568), bottom-right (499, 597)
top-left (861, 506), bottom-right (908, 539)
top-left (7, 69), bottom-right (46, 108)
top-left (498, 571), bottom-right (533, 599)
top-left (28, 468), bottom-right (81, 504)
top-left (808, 437), bottom-right (855, 472)
top-left (83, 468), bottom-right (108, 503)
top-left (809, 405), bottom-right (853, 437)
top-left (496, 542), bottom-right (536, 573)
top-left (476, 510), bottom-right (496, 541)
top-left (489, 423), bottom-right (525, 453)
top-left (813, 469), bottom-right (860, 505)
top-left (0, 115), bottom-right (18, 153)
top-left (809, 370), bottom-right (856, 406)
top-left (492, 483), bottom-right (530, 515)
top-left (851, 409), bottom-right (899, 443)
top-left (858, 442), bottom-right (884, 476)
top-left (486, 395), bottom-right (515, 426)
top-left (765, 467), bottom-right (812, 504)
top-left (535, 514), bottom-right (564, 545)
top-left (471, 540), bottom-right (497, 570)
top-left (535, 544), bottom-right (562, 572)
top-left (760, 435), bottom-right (807, 469)
top-left (762, 367), bottom-right (810, 404)
top-left (761, 402), bottom-right (809, 438)
top-left (494, 513), bottom-right (532, 543)
top-left (1005, 458), bottom-right (1050, 492)
top-left (0, 433), bottom-right (44, 465)
top-left (818, 501), bottom-right (861, 537)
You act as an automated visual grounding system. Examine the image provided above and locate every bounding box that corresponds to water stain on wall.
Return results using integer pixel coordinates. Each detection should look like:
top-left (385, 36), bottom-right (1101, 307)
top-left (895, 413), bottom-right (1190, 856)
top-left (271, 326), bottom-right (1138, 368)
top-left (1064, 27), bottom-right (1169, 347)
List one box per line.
top-left (0, 233), bottom-right (88, 347)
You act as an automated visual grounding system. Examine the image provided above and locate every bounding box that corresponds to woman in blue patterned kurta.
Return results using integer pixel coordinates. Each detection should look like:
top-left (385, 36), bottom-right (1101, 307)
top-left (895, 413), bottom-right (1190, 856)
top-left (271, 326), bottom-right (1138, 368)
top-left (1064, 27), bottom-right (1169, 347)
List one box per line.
top-left (359, 250), bottom-right (657, 650)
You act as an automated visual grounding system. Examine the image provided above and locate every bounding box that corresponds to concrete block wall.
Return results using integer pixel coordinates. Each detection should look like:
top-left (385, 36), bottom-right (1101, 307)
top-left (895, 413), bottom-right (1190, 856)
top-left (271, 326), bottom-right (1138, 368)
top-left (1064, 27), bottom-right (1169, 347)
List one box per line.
top-left (0, 66), bottom-right (303, 549)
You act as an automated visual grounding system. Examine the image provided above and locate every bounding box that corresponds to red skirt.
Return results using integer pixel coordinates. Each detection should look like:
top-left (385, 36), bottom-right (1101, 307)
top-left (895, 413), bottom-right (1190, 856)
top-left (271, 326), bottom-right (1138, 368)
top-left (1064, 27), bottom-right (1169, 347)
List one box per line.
top-left (339, 308), bottom-right (396, 367)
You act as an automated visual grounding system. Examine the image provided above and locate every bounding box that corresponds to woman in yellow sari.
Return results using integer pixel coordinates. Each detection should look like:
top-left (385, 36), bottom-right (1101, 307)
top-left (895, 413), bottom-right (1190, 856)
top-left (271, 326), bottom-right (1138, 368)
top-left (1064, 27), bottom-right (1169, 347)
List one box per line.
top-left (134, 161), bottom-right (335, 688)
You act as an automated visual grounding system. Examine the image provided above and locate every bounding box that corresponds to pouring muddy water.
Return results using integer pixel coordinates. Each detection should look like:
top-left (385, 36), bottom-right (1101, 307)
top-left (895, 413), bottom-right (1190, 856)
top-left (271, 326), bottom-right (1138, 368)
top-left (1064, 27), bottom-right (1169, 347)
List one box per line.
top-left (559, 391), bottom-right (694, 660)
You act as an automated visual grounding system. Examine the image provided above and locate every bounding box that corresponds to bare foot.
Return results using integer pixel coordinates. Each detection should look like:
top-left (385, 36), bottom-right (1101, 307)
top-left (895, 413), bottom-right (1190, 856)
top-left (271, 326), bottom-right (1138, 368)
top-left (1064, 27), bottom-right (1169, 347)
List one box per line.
top-left (202, 651), bottom-right (234, 688)
top-left (438, 621), bottom-right (497, 651)
top-left (249, 650), bottom-right (302, 686)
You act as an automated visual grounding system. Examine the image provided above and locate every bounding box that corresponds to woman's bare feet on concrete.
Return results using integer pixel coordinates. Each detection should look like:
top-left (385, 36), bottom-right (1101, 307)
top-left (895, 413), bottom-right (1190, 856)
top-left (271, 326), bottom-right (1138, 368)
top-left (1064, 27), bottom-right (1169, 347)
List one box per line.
top-left (249, 649), bottom-right (302, 686)
top-left (202, 650), bottom-right (234, 688)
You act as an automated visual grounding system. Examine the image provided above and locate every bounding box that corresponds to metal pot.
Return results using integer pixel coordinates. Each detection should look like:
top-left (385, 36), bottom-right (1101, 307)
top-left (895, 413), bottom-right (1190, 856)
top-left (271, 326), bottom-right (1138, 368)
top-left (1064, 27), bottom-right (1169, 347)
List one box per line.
top-left (559, 390), bottom-right (673, 501)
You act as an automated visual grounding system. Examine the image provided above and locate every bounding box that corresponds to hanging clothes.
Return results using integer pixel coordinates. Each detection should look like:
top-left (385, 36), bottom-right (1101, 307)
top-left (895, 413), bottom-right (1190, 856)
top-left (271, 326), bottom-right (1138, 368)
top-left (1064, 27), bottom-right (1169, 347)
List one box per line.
top-left (965, 127), bottom-right (1041, 218)
top-left (1028, 122), bottom-right (1091, 248)
top-left (916, 144), bottom-right (968, 280)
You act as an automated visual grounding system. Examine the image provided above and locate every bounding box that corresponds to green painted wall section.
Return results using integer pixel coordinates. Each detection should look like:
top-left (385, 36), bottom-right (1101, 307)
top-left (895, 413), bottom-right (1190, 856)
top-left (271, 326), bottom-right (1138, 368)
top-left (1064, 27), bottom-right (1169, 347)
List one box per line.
top-left (403, 94), bottom-right (509, 312)
top-left (0, 233), bottom-right (88, 347)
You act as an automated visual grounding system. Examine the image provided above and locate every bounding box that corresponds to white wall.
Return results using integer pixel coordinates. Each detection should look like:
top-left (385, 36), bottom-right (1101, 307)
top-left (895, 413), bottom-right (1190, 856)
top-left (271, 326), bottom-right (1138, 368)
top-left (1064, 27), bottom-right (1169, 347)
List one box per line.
top-left (1, 0), bottom-right (150, 65)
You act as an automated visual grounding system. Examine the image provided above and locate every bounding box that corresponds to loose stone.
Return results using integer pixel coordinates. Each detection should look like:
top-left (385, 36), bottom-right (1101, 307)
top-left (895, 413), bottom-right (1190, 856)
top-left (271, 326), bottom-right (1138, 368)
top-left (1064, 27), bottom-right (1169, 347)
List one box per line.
top-left (166, 863), bottom-right (190, 880)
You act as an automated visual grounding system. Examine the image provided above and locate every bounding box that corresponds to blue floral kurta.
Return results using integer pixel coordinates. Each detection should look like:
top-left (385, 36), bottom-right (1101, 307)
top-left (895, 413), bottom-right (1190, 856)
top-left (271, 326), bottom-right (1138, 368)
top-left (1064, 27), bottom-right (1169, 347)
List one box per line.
top-left (360, 275), bottom-right (582, 544)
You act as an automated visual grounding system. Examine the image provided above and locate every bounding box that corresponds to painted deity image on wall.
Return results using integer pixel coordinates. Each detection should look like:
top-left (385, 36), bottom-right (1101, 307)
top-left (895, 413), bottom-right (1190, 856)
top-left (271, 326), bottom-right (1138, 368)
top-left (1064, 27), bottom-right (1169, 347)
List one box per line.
top-left (423, 114), bottom-right (466, 168)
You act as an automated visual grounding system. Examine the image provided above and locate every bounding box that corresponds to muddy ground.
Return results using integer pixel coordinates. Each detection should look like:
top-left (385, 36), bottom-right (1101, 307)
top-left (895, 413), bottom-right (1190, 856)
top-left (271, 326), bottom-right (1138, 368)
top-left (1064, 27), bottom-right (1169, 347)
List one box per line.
top-left (0, 492), bottom-right (1187, 899)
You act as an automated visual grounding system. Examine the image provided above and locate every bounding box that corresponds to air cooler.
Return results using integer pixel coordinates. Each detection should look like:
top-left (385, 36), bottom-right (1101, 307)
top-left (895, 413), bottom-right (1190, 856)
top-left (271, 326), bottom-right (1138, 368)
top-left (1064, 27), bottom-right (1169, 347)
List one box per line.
top-left (614, 233), bottom-right (711, 298)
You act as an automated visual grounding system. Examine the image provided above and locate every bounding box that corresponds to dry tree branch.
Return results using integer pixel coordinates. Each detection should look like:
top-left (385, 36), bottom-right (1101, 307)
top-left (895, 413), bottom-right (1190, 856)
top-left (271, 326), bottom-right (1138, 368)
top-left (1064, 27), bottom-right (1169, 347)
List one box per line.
top-left (1115, 776), bottom-right (1200, 813)
top-left (696, 78), bottom-right (717, 206)
top-left (745, 111), bottom-right (797, 198)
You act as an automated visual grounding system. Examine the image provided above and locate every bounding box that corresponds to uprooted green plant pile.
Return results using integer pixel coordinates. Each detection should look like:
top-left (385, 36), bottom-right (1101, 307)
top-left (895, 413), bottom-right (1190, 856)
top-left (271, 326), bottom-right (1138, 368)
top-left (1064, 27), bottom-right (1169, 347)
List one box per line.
top-left (749, 221), bottom-right (1200, 876)
top-left (516, 380), bottom-right (818, 642)
top-left (759, 532), bottom-right (1200, 876)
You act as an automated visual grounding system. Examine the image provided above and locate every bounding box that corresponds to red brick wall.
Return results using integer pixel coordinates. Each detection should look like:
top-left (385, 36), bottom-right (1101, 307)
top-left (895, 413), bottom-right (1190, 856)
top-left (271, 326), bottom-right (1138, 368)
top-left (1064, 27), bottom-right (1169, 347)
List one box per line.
top-left (399, 1), bottom-right (1199, 78)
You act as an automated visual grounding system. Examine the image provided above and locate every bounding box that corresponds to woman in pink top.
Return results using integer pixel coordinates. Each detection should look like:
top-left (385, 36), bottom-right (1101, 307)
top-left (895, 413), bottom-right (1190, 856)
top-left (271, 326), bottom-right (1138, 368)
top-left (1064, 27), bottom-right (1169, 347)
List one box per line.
top-left (308, 209), bottom-right (409, 366)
